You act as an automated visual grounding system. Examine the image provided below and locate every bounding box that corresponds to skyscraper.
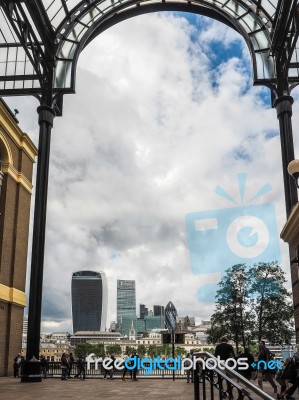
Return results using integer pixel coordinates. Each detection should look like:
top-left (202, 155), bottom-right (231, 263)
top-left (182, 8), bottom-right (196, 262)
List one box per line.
top-left (117, 280), bottom-right (136, 326)
top-left (153, 305), bottom-right (165, 317)
top-left (71, 270), bottom-right (107, 333)
top-left (140, 303), bottom-right (148, 319)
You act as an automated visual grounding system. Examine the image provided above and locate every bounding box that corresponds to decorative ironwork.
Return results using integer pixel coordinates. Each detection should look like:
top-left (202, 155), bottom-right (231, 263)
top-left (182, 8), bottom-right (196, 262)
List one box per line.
top-left (193, 352), bottom-right (275, 400)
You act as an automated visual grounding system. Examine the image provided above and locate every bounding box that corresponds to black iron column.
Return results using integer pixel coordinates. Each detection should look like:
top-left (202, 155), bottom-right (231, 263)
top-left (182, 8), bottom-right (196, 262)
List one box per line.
top-left (274, 94), bottom-right (298, 216)
top-left (21, 95), bottom-right (55, 382)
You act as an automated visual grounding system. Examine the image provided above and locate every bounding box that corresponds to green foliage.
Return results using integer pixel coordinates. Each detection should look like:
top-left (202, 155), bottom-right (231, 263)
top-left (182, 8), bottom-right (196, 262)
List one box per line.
top-left (106, 344), bottom-right (122, 356)
top-left (125, 345), bottom-right (136, 355)
top-left (147, 345), bottom-right (158, 358)
top-left (74, 343), bottom-right (94, 358)
top-left (175, 346), bottom-right (187, 356)
top-left (207, 263), bottom-right (294, 350)
top-left (137, 345), bottom-right (147, 357)
top-left (92, 343), bottom-right (105, 359)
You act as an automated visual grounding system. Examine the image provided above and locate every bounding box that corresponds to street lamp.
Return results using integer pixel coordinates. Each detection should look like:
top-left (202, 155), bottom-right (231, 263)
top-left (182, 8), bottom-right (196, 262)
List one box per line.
top-left (288, 159), bottom-right (299, 189)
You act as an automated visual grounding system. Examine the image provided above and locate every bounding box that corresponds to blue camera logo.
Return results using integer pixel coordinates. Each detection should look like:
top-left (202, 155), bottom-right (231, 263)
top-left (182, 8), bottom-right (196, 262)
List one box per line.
top-left (185, 174), bottom-right (281, 302)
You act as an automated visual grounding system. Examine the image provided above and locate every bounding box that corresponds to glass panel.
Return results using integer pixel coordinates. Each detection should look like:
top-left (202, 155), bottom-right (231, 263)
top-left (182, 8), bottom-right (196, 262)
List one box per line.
top-left (58, 40), bottom-right (78, 58)
top-left (260, 0), bottom-right (277, 18)
top-left (239, 13), bottom-right (261, 33)
top-left (224, 0), bottom-right (246, 18)
top-left (55, 59), bottom-right (72, 88)
top-left (254, 30), bottom-right (269, 50)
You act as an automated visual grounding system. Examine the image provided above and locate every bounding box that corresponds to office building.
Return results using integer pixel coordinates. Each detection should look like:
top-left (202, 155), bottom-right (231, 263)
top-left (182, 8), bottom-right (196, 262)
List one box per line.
top-left (71, 270), bottom-right (107, 333)
top-left (140, 304), bottom-right (148, 319)
top-left (117, 280), bottom-right (136, 326)
top-left (153, 305), bottom-right (165, 317)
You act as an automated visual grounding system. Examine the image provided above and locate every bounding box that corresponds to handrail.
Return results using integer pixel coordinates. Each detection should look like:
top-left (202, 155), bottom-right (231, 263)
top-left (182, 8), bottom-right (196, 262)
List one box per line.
top-left (193, 351), bottom-right (275, 400)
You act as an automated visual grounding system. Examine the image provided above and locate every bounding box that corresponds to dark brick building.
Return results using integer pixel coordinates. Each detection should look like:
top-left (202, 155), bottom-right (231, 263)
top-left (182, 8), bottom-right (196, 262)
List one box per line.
top-left (0, 99), bottom-right (37, 376)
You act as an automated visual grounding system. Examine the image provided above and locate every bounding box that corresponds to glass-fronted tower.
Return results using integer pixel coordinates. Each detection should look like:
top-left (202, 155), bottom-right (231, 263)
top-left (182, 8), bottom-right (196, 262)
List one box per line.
top-left (117, 280), bottom-right (136, 326)
top-left (71, 271), bottom-right (107, 333)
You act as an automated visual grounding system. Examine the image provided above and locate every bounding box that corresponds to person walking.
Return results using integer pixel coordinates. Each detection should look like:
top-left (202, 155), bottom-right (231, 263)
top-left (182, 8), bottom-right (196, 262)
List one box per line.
top-left (284, 348), bottom-right (299, 400)
top-left (257, 341), bottom-right (277, 394)
top-left (103, 354), bottom-right (115, 379)
top-left (13, 353), bottom-right (22, 378)
top-left (214, 336), bottom-right (235, 365)
top-left (237, 348), bottom-right (254, 380)
top-left (74, 356), bottom-right (86, 380)
top-left (131, 350), bottom-right (139, 381)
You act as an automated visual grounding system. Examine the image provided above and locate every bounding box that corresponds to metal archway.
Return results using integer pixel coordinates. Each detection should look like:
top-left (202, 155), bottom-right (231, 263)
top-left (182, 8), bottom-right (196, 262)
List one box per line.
top-left (0, 0), bottom-right (299, 381)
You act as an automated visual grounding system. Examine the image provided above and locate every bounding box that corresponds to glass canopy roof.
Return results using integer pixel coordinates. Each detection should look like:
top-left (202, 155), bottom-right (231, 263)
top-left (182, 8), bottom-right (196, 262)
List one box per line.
top-left (0, 0), bottom-right (298, 95)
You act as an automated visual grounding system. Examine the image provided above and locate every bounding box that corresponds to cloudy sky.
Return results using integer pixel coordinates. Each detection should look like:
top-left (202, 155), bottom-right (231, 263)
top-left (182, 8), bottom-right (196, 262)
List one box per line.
top-left (5, 12), bottom-right (299, 333)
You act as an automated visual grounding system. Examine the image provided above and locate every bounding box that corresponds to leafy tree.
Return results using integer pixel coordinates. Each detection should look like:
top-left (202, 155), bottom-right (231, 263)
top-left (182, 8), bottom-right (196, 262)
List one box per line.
top-left (92, 344), bottom-right (105, 359)
top-left (74, 343), bottom-right (94, 358)
top-left (248, 262), bottom-right (294, 343)
top-left (137, 345), bottom-right (147, 357)
top-left (147, 345), bottom-right (158, 358)
top-left (106, 344), bottom-right (122, 356)
top-left (125, 345), bottom-right (135, 356)
top-left (207, 264), bottom-right (254, 352)
top-left (175, 346), bottom-right (187, 357)
top-left (207, 262), bottom-right (294, 349)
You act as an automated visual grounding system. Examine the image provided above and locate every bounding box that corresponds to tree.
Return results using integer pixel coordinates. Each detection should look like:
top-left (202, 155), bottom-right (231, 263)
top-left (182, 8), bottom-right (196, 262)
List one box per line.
top-left (147, 345), bottom-right (158, 358)
top-left (207, 264), bottom-right (254, 352)
top-left (106, 344), bottom-right (122, 356)
top-left (207, 262), bottom-right (294, 349)
top-left (175, 346), bottom-right (187, 357)
top-left (74, 343), bottom-right (94, 358)
top-left (125, 345), bottom-right (135, 356)
top-left (137, 345), bottom-right (147, 357)
top-left (92, 344), bottom-right (106, 359)
top-left (248, 262), bottom-right (294, 344)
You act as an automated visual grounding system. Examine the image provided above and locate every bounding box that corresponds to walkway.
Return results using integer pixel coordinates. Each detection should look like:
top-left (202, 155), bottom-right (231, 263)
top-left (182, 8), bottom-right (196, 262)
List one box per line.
top-left (1, 377), bottom-right (298, 399)
top-left (0, 377), bottom-right (193, 400)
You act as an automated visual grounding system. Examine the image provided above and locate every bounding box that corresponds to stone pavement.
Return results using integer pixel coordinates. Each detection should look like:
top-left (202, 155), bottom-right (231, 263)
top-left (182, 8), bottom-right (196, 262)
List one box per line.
top-left (1, 377), bottom-right (299, 399)
top-left (0, 377), bottom-right (194, 400)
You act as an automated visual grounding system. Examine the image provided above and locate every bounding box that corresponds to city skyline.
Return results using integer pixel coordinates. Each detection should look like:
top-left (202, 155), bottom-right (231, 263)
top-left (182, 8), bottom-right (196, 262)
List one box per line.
top-left (6, 12), bottom-right (296, 334)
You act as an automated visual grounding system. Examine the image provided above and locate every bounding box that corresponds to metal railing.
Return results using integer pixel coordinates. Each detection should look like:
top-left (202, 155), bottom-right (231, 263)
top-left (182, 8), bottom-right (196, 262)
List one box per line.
top-left (193, 352), bottom-right (275, 400)
top-left (41, 361), bottom-right (187, 379)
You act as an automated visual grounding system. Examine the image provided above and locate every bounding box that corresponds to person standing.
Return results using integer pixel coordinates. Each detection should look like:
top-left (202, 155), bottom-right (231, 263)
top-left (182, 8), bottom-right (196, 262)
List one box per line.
top-left (13, 353), bottom-right (22, 378)
top-left (257, 340), bottom-right (277, 394)
top-left (40, 355), bottom-right (48, 379)
top-left (67, 352), bottom-right (75, 378)
top-left (61, 352), bottom-right (69, 380)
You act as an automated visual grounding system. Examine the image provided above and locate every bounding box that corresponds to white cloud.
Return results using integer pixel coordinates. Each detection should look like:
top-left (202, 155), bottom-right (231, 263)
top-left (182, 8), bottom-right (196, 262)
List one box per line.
top-left (5, 13), bottom-right (296, 333)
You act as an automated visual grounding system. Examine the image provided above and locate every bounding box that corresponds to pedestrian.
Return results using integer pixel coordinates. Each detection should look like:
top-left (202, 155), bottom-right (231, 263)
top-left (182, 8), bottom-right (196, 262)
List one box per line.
top-left (283, 348), bottom-right (299, 400)
top-left (131, 350), bottom-right (139, 381)
top-left (237, 348), bottom-right (254, 380)
top-left (257, 340), bottom-right (277, 394)
top-left (103, 354), bottom-right (115, 379)
top-left (68, 352), bottom-right (75, 378)
top-left (276, 357), bottom-right (296, 399)
top-left (40, 355), bottom-right (48, 379)
top-left (185, 350), bottom-right (194, 383)
top-left (214, 336), bottom-right (235, 364)
top-left (74, 356), bottom-right (86, 380)
top-left (13, 353), bottom-right (22, 378)
top-left (61, 352), bottom-right (69, 380)
top-left (122, 355), bottom-right (132, 381)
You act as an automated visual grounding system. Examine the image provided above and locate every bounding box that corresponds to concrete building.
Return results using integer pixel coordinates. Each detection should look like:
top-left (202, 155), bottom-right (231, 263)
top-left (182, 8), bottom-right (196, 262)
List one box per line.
top-left (0, 100), bottom-right (37, 376)
top-left (71, 270), bottom-right (108, 333)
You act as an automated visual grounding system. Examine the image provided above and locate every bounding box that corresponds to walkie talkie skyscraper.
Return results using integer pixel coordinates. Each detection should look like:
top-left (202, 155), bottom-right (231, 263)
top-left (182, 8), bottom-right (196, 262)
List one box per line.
top-left (72, 270), bottom-right (107, 333)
